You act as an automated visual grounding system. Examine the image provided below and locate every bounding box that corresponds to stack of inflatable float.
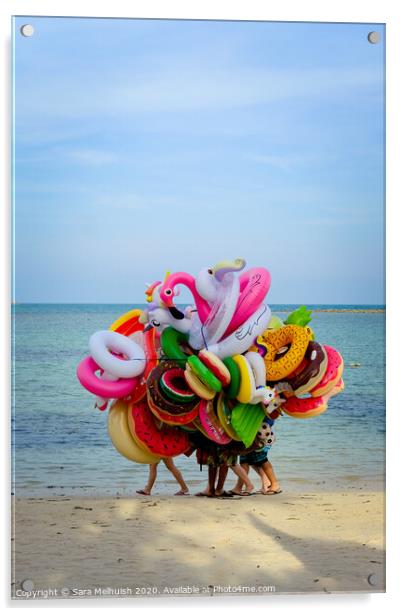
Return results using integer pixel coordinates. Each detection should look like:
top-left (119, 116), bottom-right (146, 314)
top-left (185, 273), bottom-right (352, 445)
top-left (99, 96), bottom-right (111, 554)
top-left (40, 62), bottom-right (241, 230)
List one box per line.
top-left (76, 258), bottom-right (344, 464)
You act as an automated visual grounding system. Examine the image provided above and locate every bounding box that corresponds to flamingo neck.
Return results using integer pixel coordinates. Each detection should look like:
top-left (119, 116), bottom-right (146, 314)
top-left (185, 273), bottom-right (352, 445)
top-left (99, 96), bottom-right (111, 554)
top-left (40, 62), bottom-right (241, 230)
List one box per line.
top-left (166, 272), bottom-right (210, 322)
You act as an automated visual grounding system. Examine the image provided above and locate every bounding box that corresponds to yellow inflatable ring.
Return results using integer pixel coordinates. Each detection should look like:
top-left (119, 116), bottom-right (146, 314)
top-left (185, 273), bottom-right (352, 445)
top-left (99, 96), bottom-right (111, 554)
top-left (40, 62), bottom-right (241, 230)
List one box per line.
top-left (258, 325), bottom-right (312, 380)
top-left (109, 309), bottom-right (143, 336)
top-left (184, 366), bottom-right (216, 400)
top-left (232, 354), bottom-right (254, 403)
top-left (108, 399), bottom-right (160, 464)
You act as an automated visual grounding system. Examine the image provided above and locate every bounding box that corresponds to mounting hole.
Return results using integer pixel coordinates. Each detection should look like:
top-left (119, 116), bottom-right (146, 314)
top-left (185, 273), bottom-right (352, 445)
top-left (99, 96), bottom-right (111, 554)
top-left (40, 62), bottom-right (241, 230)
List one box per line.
top-left (367, 31), bottom-right (380, 44)
top-left (367, 573), bottom-right (378, 586)
top-left (20, 24), bottom-right (34, 37)
top-left (21, 579), bottom-right (34, 591)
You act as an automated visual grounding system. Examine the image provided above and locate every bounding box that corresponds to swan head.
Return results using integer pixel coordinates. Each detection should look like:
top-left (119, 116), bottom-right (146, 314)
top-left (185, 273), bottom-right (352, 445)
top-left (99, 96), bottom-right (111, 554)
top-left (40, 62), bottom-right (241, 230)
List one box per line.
top-left (211, 257), bottom-right (246, 281)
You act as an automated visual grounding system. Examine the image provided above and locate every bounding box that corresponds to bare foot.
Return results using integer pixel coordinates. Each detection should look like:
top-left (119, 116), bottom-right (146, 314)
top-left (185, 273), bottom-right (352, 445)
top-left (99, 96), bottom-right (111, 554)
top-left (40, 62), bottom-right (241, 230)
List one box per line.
top-left (269, 484), bottom-right (281, 492)
top-left (195, 490), bottom-right (214, 497)
top-left (263, 485), bottom-right (282, 495)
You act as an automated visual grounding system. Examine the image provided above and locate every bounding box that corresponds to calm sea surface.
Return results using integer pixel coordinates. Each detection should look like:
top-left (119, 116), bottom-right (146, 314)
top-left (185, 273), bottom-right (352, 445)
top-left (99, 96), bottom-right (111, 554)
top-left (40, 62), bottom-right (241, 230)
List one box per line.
top-left (12, 304), bottom-right (385, 496)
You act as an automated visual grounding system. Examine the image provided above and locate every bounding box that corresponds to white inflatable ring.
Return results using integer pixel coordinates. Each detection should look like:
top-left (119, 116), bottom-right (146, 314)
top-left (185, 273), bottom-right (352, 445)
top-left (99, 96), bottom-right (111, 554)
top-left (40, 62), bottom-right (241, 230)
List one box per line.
top-left (244, 351), bottom-right (267, 387)
top-left (89, 330), bottom-right (146, 379)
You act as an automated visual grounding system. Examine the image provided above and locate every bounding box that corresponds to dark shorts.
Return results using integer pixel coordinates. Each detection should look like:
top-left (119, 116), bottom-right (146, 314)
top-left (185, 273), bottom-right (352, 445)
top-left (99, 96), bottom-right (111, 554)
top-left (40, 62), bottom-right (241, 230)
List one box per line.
top-left (240, 449), bottom-right (268, 467)
top-left (196, 447), bottom-right (238, 468)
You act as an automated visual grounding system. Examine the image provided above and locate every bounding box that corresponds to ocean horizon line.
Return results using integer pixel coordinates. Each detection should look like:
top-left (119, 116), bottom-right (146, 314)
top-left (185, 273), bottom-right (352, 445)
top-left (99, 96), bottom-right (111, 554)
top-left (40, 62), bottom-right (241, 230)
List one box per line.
top-left (11, 302), bottom-right (386, 314)
top-left (11, 301), bottom-right (386, 306)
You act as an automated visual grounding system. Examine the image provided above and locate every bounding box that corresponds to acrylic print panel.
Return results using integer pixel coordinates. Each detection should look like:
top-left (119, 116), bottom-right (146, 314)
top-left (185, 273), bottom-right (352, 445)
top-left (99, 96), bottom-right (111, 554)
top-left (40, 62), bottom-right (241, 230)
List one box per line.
top-left (12, 16), bottom-right (385, 599)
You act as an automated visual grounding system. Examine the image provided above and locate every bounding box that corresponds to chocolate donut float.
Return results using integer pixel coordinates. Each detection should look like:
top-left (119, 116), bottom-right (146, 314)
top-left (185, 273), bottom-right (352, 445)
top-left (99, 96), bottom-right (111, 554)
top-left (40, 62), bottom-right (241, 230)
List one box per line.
top-left (286, 341), bottom-right (328, 395)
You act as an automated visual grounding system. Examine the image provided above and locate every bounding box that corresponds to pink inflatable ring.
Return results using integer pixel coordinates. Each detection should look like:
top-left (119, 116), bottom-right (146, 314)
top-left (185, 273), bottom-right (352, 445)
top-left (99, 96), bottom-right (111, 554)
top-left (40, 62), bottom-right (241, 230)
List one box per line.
top-left (77, 356), bottom-right (138, 399)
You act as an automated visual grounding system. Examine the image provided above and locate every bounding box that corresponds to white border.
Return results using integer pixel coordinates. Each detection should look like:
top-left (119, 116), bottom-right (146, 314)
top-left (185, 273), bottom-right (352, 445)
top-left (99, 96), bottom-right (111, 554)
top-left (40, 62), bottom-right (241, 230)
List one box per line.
top-left (1, 1), bottom-right (401, 614)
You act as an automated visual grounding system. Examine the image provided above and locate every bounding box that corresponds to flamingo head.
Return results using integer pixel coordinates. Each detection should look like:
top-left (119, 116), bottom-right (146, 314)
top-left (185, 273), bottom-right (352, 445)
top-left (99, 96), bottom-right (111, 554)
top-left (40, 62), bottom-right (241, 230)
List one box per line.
top-left (159, 281), bottom-right (185, 320)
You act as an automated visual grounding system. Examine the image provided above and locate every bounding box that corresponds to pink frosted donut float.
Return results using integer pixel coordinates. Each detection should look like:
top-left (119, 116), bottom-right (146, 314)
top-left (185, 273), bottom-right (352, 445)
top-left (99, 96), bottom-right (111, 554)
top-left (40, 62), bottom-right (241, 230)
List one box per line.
top-left (280, 394), bottom-right (328, 419)
top-left (311, 345), bottom-right (344, 398)
top-left (324, 377), bottom-right (345, 400)
top-left (76, 356), bottom-right (138, 399)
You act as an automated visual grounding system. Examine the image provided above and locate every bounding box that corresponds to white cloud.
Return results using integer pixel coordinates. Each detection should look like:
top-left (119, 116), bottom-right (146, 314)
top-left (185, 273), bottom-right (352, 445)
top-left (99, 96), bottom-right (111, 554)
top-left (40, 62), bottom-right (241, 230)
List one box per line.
top-left (16, 64), bottom-right (382, 120)
top-left (67, 148), bottom-right (119, 166)
top-left (243, 153), bottom-right (330, 171)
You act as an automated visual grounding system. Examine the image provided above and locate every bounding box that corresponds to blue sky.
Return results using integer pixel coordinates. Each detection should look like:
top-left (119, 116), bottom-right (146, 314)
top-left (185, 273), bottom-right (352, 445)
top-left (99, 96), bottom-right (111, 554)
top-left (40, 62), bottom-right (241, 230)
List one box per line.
top-left (13, 17), bottom-right (385, 304)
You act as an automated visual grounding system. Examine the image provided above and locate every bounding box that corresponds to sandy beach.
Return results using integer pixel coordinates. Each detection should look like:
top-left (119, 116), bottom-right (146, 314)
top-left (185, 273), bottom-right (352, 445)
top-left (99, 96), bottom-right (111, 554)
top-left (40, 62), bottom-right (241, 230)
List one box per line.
top-left (12, 490), bottom-right (385, 599)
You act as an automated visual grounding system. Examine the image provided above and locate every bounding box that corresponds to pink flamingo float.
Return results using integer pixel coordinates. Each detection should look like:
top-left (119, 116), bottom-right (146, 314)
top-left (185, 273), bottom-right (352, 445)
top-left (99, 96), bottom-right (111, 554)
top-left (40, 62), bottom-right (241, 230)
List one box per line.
top-left (159, 259), bottom-right (271, 339)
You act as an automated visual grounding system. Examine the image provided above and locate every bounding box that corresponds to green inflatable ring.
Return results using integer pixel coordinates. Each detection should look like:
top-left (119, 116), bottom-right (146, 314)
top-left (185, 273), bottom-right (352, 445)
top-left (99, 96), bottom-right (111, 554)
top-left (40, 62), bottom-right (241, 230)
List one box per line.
top-left (187, 355), bottom-right (222, 393)
top-left (160, 327), bottom-right (190, 366)
top-left (222, 357), bottom-right (241, 399)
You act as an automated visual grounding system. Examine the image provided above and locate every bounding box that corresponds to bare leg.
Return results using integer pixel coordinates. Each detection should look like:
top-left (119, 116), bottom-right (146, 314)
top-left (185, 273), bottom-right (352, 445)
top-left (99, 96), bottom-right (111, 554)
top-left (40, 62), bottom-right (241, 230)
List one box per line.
top-left (230, 463), bottom-right (254, 494)
top-left (137, 462), bottom-right (159, 495)
top-left (196, 465), bottom-right (217, 496)
top-left (232, 462), bottom-right (249, 493)
top-left (208, 466), bottom-right (218, 495)
top-left (261, 461), bottom-right (280, 492)
top-left (215, 465), bottom-right (229, 496)
top-left (251, 465), bottom-right (271, 493)
top-left (163, 457), bottom-right (189, 494)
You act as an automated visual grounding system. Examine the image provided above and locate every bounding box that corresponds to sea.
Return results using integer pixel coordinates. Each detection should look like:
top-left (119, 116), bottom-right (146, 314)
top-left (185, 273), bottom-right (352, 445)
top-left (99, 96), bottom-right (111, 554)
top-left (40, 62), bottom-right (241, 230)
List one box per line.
top-left (11, 304), bottom-right (385, 497)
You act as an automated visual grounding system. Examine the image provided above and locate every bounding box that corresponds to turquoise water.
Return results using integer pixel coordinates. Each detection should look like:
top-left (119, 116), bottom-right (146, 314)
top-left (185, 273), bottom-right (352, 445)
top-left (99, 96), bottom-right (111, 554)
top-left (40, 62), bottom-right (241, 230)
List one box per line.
top-left (12, 304), bottom-right (385, 496)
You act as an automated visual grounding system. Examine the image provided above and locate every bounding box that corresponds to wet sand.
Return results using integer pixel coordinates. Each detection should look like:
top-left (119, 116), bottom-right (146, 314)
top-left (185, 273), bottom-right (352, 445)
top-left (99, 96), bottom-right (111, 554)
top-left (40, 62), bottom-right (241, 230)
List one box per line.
top-left (12, 490), bottom-right (385, 599)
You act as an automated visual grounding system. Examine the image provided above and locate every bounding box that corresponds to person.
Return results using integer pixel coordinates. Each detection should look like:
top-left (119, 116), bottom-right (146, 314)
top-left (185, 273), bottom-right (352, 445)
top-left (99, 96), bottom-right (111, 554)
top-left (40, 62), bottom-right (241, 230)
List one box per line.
top-left (136, 458), bottom-right (189, 496)
top-left (232, 445), bottom-right (282, 495)
top-left (195, 462), bottom-right (230, 498)
top-left (195, 444), bottom-right (255, 497)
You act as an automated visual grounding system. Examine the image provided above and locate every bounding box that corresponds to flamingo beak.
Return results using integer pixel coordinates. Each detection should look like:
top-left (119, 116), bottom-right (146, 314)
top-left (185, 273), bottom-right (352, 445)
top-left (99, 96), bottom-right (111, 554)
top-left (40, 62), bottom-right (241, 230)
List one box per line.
top-left (168, 306), bottom-right (185, 320)
top-left (143, 323), bottom-right (153, 332)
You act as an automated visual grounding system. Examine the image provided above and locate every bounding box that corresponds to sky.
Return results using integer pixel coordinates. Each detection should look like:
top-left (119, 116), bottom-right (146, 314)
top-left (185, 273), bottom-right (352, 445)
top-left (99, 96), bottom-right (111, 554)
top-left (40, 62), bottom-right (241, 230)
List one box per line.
top-left (13, 17), bottom-right (385, 304)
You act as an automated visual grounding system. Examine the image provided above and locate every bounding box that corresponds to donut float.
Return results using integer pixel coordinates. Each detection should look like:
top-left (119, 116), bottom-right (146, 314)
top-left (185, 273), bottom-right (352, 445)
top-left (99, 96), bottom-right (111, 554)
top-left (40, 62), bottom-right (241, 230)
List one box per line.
top-left (147, 361), bottom-right (200, 425)
top-left (325, 377), bottom-right (345, 399)
top-left (255, 325), bottom-right (312, 380)
top-left (284, 341), bottom-right (328, 395)
top-left (280, 394), bottom-right (328, 419)
top-left (311, 345), bottom-right (344, 397)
